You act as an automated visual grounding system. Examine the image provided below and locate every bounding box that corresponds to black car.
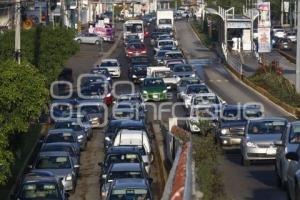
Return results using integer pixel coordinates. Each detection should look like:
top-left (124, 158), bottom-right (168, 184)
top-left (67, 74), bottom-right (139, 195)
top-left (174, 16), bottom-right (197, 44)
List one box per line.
top-left (12, 171), bottom-right (69, 200)
top-left (129, 64), bottom-right (148, 83)
top-left (217, 104), bottom-right (263, 148)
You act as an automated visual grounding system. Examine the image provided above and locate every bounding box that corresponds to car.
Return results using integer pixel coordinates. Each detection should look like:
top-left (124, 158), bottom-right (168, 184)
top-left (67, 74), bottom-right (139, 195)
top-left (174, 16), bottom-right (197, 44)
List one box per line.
top-left (177, 77), bottom-right (202, 96)
top-left (90, 67), bottom-right (112, 85)
top-left (147, 66), bottom-right (180, 89)
top-left (172, 64), bottom-right (196, 78)
top-left (190, 93), bottom-right (225, 111)
top-left (125, 42), bottom-right (147, 58)
top-left (154, 39), bottom-right (177, 53)
top-left (273, 29), bottom-right (286, 38)
top-left (111, 107), bottom-right (140, 121)
top-left (76, 99), bottom-right (105, 128)
top-left (142, 78), bottom-right (170, 102)
top-left (181, 84), bottom-right (210, 108)
top-left (51, 127), bottom-right (87, 150)
top-left (12, 171), bottom-right (70, 200)
top-left (114, 101), bottom-right (146, 120)
top-left (44, 129), bottom-right (80, 153)
top-left (68, 111), bottom-right (93, 139)
top-left (30, 151), bottom-right (79, 192)
top-left (285, 145), bottom-right (300, 200)
top-left (99, 59), bottom-right (121, 78)
top-left (50, 99), bottom-right (78, 123)
top-left (100, 163), bottom-right (149, 199)
top-left (129, 56), bottom-right (150, 66)
top-left (106, 178), bottom-right (153, 200)
top-left (217, 104), bottom-right (263, 148)
top-left (278, 38), bottom-right (292, 50)
top-left (114, 93), bottom-right (144, 105)
top-left (275, 121), bottom-right (300, 188)
top-left (100, 146), bottom-right (148, 174)
top-left (166, 59), bottom-right (186, 69)
top-left (287, 31), bottom-right (297, 42)
top-left (40, 142), bottom-right (80, 167)
top-left (129, 64), bottom-right (148, 83)
top-left (154, 49), bottom-right (171, 65)
top-left (162, 51), bottom-right (185, 65)
top-left (74, 32), bottom-right (102, 45)
top-left (241, 117), bottom-right (287, 166)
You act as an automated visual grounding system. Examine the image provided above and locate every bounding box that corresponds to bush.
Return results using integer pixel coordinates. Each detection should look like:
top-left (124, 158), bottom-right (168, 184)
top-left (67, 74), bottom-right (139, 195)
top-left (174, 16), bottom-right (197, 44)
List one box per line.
top-left (193, 121), bottom-right (225, 200)
top-left (249, 63), bottom-right (300, 107)
top-left (191, 21), bottom-right (212, 48)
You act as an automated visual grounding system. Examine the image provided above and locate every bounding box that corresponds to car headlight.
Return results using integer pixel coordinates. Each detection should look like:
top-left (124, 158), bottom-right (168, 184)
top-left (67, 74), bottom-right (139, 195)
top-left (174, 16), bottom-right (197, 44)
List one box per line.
top-left (107, 77), bottom-right (111, 81)
top-left (221, 128), bottom-right (228, 135)
top-left (92, 117), bottom-right (99, 121)
top-left (66, 174), bottom-right (72, 181)
top-left (191, 74), bottom-right (196, 77)
top-left (163, 90), bottom-right (167, 93)
top-left (106, 93), bottom-right (111, 97)
top-left (246, 141), bottom-right (257, 148)
top-left (77, 135), bottom-right (84, 139)
top-left (143, 90), bottom-right (148, 94)
top-left (132, 75), bottom-right (137, 78)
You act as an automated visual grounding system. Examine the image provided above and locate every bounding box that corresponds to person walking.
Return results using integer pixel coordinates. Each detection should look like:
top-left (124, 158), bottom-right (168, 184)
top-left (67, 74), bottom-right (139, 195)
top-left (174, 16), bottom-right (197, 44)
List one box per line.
top-left (186, 13), bottom-right (189, 22)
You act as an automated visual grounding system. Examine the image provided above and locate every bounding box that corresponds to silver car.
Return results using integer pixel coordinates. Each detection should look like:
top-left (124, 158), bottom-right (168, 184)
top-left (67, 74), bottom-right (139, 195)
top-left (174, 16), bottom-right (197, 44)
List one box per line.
top-left (241, 117), bottom-right (287, 166)
top-left (74, 32), bottom-right (102, 45)
top-left (31, 151), bottom-right (79, 192)
top-left (286, 145), bottom-right (300, 200)
top-left (275, 121), bottom-right (300, 189)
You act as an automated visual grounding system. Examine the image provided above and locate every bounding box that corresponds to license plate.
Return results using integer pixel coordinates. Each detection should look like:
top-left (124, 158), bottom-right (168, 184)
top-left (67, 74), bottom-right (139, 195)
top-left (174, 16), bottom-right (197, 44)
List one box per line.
top-left (266, 148), bottom-right (276, 155)
top-left (153, 94), bottom-right (159, 99)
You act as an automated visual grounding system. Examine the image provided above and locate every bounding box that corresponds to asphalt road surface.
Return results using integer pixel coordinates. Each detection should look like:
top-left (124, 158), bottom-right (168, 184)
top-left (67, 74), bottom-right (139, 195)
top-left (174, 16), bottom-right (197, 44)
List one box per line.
top-left (175, 20), bottom-right (293, 200)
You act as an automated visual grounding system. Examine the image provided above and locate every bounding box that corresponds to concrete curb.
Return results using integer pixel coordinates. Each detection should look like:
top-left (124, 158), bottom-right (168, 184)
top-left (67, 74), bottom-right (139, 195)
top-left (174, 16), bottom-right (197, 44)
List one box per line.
top-left (276, 49), bottom-right (296, 64)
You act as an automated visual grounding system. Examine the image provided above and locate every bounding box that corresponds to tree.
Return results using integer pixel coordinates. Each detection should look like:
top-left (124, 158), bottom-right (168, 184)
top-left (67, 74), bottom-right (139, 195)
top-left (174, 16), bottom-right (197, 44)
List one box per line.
top-left (0, 60), bottom-right (48, 184)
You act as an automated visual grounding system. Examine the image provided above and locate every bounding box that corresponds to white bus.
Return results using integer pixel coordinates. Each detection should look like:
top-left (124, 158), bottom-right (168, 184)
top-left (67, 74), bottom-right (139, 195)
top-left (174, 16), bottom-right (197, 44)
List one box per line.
top-left (123, 20), bottom-right (144, 42)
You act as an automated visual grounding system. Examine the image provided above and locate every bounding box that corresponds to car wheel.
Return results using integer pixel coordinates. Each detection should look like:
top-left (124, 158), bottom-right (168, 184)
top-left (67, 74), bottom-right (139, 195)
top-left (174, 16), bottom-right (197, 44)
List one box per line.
top-left (95, 40), bottom-right (100, 45)
top-left (295, 182), bottom-right (300, 200)
top-left (77, 39), bottom-right (81, 44)
top-left (241, 156), bottom-right (251, 166)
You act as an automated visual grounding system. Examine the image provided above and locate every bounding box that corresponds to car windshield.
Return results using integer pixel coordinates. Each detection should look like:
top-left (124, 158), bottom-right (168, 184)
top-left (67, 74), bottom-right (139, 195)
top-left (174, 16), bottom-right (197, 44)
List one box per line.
top-left (144, 79), bottom-right (164, 87)
top-left (128, 43), bottom-right (145, 49)
top-left (159, 41), bottom-right (173, 46)
top-left (91, 68), bottom-right (109, 75)
top-left (126, 35), bottom-right (139, 41)
top-left (35, 156), bottom-right (71, 169)
top-left (133, 65), bottom-right (147, 72)
top-left (81, 105), bottom-right (102, 114)
top-left (221, 108), bottom-right (242, 120)
top-left (125, 24), bottom-right (143, 33)
top-left (180, 79), bottom-right (200, 87)
top-left (289, 125), bottom-right (300, 144)
top-left (165, 53), bottom-right (183, 59)
top-left (110, 188), bottom-right (149, 199)
top-left (106, 154), bottom-right (140, 166)
top-left (100, 61), bottom-right (118, 67)
top-left (131, 57), bottom-right (148, 63)
top-left (21, 182), bottom-right (60, 199)
top-left (248, 120), bottom-right (286, 135)
top-left (159, 19), bottom-right (172, 24)
top-left (113, 111), bottom-right (135, 119)
top-left (193, 95), bottom-right (219, 105)
top-left (55, 121), bottom-right (82, 131)
top-left (46, 133), bottom-right (75, 143)
top-left (186, 85), bottom-right (209, 94)
top-left (42, 145), bottom-right (74, 156)
top-left (107, 171), bottom-right (143, 181)
top-left (154, 71), bottom-right (172, 78)
top-left (157, 51), bottom-right (167, 57)
top-left (174, 65), bottom-right (193, 72)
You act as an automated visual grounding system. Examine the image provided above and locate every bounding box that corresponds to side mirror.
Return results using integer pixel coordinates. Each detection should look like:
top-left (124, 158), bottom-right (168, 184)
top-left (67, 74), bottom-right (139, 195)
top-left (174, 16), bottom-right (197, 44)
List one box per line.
top-left (286, 152), bottom-right (299, 161)
top-left (274, 140), bottom-right (284, 147)
top-left (74, 164), bottom-right (80, 169)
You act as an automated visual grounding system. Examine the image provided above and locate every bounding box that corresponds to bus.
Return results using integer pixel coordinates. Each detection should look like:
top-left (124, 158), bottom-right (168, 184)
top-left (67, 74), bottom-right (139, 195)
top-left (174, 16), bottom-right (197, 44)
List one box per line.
top-left (123, 20), bottom-right (144, 42)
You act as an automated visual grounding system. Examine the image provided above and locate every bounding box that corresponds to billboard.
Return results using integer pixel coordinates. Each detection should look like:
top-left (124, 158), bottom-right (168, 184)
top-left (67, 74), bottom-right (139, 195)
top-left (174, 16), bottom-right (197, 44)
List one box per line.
top-left (257, 2), bottom-right (271, 53)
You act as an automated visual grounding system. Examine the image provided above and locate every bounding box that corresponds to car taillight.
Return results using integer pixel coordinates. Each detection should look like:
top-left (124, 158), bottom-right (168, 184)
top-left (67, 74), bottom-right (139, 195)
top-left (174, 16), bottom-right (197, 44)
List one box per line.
top-left (141, 50), bottom-right (146, 54)
top-left (128, 51), bottom-right (133, 54)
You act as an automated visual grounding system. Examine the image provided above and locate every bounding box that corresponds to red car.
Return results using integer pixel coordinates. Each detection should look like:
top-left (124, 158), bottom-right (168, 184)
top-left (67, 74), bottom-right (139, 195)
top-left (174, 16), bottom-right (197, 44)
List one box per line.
top-left (125, 42), bottom-right (147, 58)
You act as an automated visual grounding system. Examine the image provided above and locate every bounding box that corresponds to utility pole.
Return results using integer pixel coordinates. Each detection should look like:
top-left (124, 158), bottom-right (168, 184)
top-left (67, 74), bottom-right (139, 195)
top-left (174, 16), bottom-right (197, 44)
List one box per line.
top-left (39, 0), bottom-right (43, 23)
top-left (77, 0), bottom-right (81, 32)
top-left (60, 0), bottom-right (65, 26)
top-left (281, 0), bottom-right (284, 26)
top-left (296, 0), bottom-right (300, 93)
top-left (15, 0), bottom-right (21, 64)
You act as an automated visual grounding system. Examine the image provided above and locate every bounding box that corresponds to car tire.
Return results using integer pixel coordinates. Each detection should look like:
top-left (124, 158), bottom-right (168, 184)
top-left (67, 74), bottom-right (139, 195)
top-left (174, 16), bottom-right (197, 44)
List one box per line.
top-left (241, 156), bottom-right (251, 166)
top-left (295, 182), bottom-right (300, 200)
top-left (77, 39), bottom-right (81, 44)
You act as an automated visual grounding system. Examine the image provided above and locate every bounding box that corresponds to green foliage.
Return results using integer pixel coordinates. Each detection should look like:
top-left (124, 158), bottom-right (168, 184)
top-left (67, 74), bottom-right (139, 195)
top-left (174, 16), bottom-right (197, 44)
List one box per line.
top-left (191, 20), bottom-right (212, 48)
top-left (0, 26), bottom-right (79, 84)
top-left (249, 63), bottom-right (300, 107)
top-left (170, 0), bottom-right (182, 9)
top-left (0, 60), bottom-right (48, 184)
top-left (192, 121), bottom-right (225, 200)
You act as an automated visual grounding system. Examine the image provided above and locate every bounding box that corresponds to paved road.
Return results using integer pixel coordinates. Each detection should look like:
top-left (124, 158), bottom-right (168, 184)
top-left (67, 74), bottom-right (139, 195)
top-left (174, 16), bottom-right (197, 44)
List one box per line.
top-left (175, 20), bottom-right (293, 200)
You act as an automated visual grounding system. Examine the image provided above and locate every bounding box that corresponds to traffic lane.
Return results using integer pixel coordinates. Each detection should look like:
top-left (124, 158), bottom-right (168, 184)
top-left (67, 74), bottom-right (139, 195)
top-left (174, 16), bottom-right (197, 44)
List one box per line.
top-left (174, 21), bottom-right (288, 199)
top-left (70, 129), bottom-right (104, 200)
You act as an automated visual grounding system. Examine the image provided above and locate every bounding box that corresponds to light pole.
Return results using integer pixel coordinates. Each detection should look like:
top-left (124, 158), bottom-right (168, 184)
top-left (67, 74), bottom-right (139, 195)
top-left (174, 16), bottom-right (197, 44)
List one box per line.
top-left (15, 0), bottom-right (21, 64)
top-left (296, 0), bottom-right (300, 93)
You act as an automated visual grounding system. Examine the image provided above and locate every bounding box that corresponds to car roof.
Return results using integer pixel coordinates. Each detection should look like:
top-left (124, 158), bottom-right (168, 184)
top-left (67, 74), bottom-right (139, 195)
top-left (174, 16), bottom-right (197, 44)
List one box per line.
top-left (42, 142), bottom-right (73, 148)
top-left (107, 146), bottom-right (143, 154)
top-left (114, 108), bottom-right (136, 112)
top-left (102, 59), bottom-right (118, 62)
top-left (113, 178), bottom-right (148, 189)
top-left (118, 129), bottom-right (146, 135)
top-left (111, 163), bottom-right (141, 171)
top-left (248, 117), bottom-right (287, 123)
top-left (23, 172), bottom-right (58, 183)
top-left (165, 51), bottom-right (182, 54)
top-left (48, 128), bottom-right (74, 134)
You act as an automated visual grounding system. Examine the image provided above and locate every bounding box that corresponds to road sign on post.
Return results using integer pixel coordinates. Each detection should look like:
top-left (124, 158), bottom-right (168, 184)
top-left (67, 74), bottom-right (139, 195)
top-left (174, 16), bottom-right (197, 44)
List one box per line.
top-left (257, 2), bottom-right (271, 53)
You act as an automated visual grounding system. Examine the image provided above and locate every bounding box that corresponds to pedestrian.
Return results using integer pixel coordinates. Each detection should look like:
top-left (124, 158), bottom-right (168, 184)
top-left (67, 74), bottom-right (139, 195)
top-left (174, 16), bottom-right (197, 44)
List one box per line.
top-left (186, 14), bottom-right (189, 22)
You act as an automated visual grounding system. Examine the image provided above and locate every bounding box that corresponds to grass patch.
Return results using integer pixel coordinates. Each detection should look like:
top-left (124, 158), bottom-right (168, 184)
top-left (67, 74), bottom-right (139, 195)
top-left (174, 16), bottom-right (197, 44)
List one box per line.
top-left (192, 121), bottom-right (225, 200)
top-left (248, 64), bottom-right (300, 107)
top-left (191, 20), bottom-right (213, 48)
top-left (0, 123), bottom-right (42, 199)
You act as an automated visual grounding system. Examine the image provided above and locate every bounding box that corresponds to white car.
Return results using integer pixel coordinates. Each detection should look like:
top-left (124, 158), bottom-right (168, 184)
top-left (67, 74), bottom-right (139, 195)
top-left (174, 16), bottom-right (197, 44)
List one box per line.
top-left (274, 29), bottom-right (286, 38)
top-left (190, 93), bottom-right (225, 109)
top-left (110, 129), bottom-right (153, 172)
top-left (163, 51), bottom-right (185, 65)
top-left (148, 66), bottom-right (180, 89)
top-left (98, 59), bottom-right (121, 78)
top-left (287, 32), bottom-right (297, 42)
top-left (154, 39), bottom-right (177, 53)
top-left (181, 84), bottom-right (210, 108)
